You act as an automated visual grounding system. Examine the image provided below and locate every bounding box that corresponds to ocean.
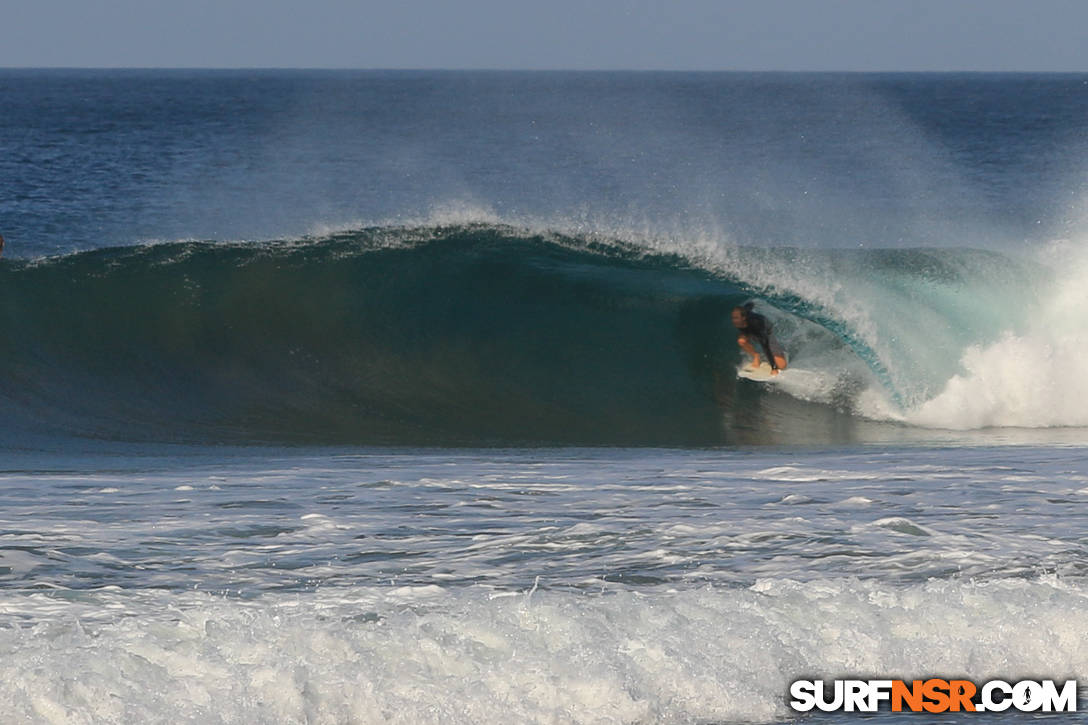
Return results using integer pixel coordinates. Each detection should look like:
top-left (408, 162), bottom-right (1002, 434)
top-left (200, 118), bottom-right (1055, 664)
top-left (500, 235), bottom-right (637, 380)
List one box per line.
top-left (1, 69), bottom-right (1087, 723)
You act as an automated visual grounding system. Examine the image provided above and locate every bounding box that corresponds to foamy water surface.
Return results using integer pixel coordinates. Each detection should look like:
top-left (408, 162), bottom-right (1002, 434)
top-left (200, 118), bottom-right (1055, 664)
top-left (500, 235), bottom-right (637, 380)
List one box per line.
top-left (2, 444), bottom-right (1088, 723)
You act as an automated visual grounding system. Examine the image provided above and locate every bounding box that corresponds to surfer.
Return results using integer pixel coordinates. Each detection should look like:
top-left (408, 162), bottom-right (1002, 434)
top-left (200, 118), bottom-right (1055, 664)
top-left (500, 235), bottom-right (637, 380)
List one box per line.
top-left (732, 302), bottom-right (787, 375)
top-left (0, 233), bottom-right (4, 256)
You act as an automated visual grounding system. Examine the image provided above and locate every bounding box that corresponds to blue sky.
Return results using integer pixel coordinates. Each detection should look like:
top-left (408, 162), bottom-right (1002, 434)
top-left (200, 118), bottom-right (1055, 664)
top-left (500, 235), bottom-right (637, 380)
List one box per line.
top-left (5, 0), bottom-right (1087, 71)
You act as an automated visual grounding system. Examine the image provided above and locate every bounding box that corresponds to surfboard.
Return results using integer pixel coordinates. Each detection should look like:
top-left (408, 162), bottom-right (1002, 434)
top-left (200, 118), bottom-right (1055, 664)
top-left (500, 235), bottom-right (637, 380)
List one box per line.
top-left (737, 362), bottom-right (779, 381)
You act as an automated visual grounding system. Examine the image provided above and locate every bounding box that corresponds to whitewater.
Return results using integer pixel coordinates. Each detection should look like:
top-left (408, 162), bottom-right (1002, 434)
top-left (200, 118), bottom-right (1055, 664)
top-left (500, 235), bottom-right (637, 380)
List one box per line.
top-left (2, 70), bottom-right (1088, 723)
top-left (3, 445), bottom-right (1088, 723)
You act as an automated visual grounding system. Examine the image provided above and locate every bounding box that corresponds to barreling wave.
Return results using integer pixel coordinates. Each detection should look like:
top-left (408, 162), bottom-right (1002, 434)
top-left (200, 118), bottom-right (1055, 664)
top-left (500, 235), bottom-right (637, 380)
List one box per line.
top-left (0, 223), bottom-right (1077, 445)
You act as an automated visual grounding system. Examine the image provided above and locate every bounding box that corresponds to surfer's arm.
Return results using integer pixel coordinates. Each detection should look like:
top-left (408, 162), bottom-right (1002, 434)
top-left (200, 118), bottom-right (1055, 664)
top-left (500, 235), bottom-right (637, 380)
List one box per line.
top-left (760, 341), bottom-right (778, 369)
top-left (752, 322), bottom-right (777, 370)
top-left (762, 331), bottom-right (788, 373)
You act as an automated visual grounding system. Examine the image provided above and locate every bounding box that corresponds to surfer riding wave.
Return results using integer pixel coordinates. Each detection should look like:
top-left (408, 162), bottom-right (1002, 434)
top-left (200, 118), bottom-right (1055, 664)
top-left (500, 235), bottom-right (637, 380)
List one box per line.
top-left (732, 302), bottom-right (788, 375)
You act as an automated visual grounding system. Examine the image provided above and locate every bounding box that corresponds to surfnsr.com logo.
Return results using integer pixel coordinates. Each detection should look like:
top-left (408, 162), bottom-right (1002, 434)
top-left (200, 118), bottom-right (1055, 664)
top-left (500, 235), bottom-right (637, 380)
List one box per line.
top-left (789, 679), bottom-right (1078, 713)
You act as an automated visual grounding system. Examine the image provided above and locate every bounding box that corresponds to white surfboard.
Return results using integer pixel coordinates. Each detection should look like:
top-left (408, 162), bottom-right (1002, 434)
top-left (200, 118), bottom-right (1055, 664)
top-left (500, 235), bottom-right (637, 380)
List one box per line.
top-left (736, 362), bottom-right (779, 381)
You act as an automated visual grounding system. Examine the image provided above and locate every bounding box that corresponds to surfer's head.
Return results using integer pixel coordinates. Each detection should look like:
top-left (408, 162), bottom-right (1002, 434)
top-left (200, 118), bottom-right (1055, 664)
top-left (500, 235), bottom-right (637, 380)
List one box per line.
top-left (731, 302), bottom-right (755, 329)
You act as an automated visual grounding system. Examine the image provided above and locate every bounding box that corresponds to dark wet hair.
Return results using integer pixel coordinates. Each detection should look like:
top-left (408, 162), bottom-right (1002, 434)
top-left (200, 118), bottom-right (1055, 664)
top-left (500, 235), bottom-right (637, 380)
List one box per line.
top-left (732, 301), bottom-right (755, 316)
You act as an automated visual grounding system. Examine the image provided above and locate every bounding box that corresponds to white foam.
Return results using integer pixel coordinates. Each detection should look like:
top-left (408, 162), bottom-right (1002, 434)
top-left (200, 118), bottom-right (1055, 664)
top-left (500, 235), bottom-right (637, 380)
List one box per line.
top-left (1, 578), bottom-right (1086, 723)
top-left (905, 239), bottom-right (1088, 429)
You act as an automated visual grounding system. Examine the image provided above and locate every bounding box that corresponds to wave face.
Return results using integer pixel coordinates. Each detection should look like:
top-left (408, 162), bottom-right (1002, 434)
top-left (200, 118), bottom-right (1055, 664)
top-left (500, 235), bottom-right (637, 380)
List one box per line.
top-left (0, 223), bottom-right (1077, 445)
